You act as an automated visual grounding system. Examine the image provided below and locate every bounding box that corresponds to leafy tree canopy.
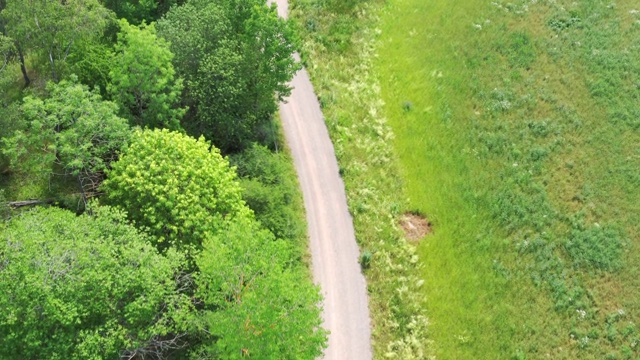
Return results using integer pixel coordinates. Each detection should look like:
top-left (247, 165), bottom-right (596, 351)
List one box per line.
top-left (2, 76), bottom-right (130, 195)
top-left (108, 19), bottom-right (185, 130)
top-left (193, 216), bottom-right (326, 359)
top-left (0, 206), bottom-right (192, 359)
top-left (101, 128), bottom-right (248, 255)
top-left (100, 0), bottom-right (178, 25)
top-left (230, 143), bottom-right (305, 243)
top-left (1, 0), bottom-right (111, 84)
top-left (157, 0), bottom-right (299, 152)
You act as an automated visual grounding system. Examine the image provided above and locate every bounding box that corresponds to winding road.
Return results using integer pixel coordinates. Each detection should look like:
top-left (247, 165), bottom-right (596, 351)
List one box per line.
top-left (269, 1), bottom-right (373, 359)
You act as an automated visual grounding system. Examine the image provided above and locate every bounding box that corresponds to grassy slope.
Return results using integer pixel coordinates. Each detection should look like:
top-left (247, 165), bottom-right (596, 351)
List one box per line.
top-left (378, 0), bottom-right (640, 358)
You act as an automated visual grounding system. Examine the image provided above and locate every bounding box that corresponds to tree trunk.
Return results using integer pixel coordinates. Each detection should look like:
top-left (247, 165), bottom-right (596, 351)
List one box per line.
top-left (8, 199), bottom-right (53, 208)
top-left (49, 50), bottom-right (57, 83)
top-left (17, 45), bottom-right (30, 87)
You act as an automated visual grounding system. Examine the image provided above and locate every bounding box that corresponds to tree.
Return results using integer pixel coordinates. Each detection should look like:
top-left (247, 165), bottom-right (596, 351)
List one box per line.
top-left (101, 129), bottom-right (327, 357)
top-left (108, 20), bottom-right (185, 130)
top-left (230, 143), bottom-right (305, 242)
top-left (0, 33), bottom-right (13, 74)
top-left (101, 128), bottom-right (249, 256)
top-left (192, 216), bottom-right (327, 359)
top-left (0, 206), bottom-right (192, 359)
top-left (66, 37), bottom-right (114, 96)
top-left (157, 0), bottom-right (299, 152)
top-left (100, 0), bottom-right (178, 25)
top-left (0, 0), bottom-right (111, 84)
top-left (2, 76), bottom-right (130, 197)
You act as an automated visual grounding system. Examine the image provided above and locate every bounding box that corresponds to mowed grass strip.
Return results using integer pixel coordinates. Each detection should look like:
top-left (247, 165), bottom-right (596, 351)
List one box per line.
top-left (377, 0), bottom-right (640, 359)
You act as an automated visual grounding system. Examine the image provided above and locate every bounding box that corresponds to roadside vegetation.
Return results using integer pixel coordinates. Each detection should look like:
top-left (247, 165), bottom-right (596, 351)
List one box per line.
top-left (291, 1), bottom-right (431, 358)
top-left (295, 0), bottom-right (639, 358)
top-left (0, 0), bottom-right (325, 358)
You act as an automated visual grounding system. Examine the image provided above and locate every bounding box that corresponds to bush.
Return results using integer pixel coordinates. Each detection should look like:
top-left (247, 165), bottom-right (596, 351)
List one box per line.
top-left (565, 222), bottom-right (624, 272)
top-left (230, 144), bottom-right (305, 242)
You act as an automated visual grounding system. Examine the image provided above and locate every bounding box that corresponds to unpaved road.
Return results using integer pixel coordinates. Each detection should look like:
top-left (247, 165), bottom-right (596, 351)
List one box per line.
top-left (270, 1), bottom-right (373, 359)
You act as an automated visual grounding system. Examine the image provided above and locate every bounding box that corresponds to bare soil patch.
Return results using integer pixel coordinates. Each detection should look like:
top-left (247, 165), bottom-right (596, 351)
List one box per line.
top-left (400, 212), bottom-right (431, 242)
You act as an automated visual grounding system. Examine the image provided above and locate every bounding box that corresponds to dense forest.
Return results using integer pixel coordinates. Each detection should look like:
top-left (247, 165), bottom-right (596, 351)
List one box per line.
top-left (0, 0), bottom-right (327, 358)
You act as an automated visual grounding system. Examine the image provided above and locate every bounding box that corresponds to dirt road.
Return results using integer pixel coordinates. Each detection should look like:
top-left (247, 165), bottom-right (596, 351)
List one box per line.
top-left (270, 0), bottom-right (373, 359)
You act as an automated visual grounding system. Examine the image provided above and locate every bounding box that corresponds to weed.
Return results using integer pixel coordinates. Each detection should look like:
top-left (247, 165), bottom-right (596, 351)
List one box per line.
top-left (360, 249), bottom-right (372, 269)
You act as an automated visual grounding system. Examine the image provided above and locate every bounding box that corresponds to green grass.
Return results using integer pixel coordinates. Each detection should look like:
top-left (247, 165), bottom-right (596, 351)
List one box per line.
top-left (376, 0), bottom-right (640, 358)
top-left (294, 0), bottom-right (640, 358)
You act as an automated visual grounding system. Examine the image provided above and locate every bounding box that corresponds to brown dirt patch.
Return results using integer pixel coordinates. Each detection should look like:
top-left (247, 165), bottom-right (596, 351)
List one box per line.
top-left (400, 212), bottom-right (432, 242)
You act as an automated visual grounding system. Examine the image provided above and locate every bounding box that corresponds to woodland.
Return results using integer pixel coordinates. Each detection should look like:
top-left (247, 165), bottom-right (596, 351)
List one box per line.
top-left (0, 0), bottom-right (327, 358)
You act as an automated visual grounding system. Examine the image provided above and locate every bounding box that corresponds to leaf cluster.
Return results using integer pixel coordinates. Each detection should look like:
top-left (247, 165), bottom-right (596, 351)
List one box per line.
top-left (2, 77), bottom-right (130, 192)
top-left (230, 143), bottom-right (305, 243)
top-left (1, 0), bottom-right (111, 82)
top-left (0, 206), bottom-right (191, 359)
top-left (193, 216), bottom-right (326, 359)
top-left (108, 19), bottom-right (185, 130)
top-left (157, 0), bottom-right (300, 152)
top-left (101, 129), bottom-right (248, 255)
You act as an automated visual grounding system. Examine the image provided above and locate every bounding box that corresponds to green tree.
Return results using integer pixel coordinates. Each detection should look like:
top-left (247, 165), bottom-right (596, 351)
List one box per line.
top-left (108, 20), bottom-right (185, 130)
top-left (2, 77), bottom-right (130, 196)
top-left (157, 0), bottom-right (299, 152)
top-left (0, 206), bottom-right (192, 359)
top-left (100, 0), bottom-right (178, 25)
top-left (230, 143), bottom-right (305, 242)
top-left (101, 128), bottom-right (248, 255)
top-left (0, 0), bottom-right (111, 84)
top-left (0, 33), bottom-right (13, 74)
top-left (193, 216), bottom-right (327, 359)
top-left (102, 129), bottom-right (326, 358)
top-left (66, 37), bottom-right (114, 96)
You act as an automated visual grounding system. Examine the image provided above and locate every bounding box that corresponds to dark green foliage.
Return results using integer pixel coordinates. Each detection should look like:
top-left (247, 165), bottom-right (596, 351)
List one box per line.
top-left (0, 102), bottom-right (22, 172)
top-left (1, 0), bottom-right (111, 84)
top-left (2, 77), bottom-right (130, 194)
top-left (101, 129), bottom-right (248, 255)
top-left (0, 189), bottom-right (10, 220)
top-left (157, 0), bottom-right (299, 152)
top-left (360, 249), bottom-right (372, 269)
top-left (565, 222), bottom-right (624, 272)
top-left (99, 0), bottom-right (179, 24)
top-left (548, 14), bottom-right (581, 32)
top-left (0, 34), bottom-right (13, 72)
top-left (108, 20), bottom-right (185, 130)
top-left (0, 206), bottom-right (191, 359)
top-left (66, 39), bottom-right (114, 96)
top-left (193, 216), bottom-right (326, 359)
top-left (230, 144), bottom-right (305, 243)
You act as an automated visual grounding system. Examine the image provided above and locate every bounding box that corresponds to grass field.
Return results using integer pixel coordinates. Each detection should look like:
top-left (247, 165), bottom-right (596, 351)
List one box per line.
top-left (377, 0), bottom-right (640, 358)
top-left (294, 0), bottom-right (640, 358)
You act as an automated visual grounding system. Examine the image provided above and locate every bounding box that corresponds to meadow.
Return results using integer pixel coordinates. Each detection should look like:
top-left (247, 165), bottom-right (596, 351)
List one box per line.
top-left (294, 0), bottom-right (640, 358)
